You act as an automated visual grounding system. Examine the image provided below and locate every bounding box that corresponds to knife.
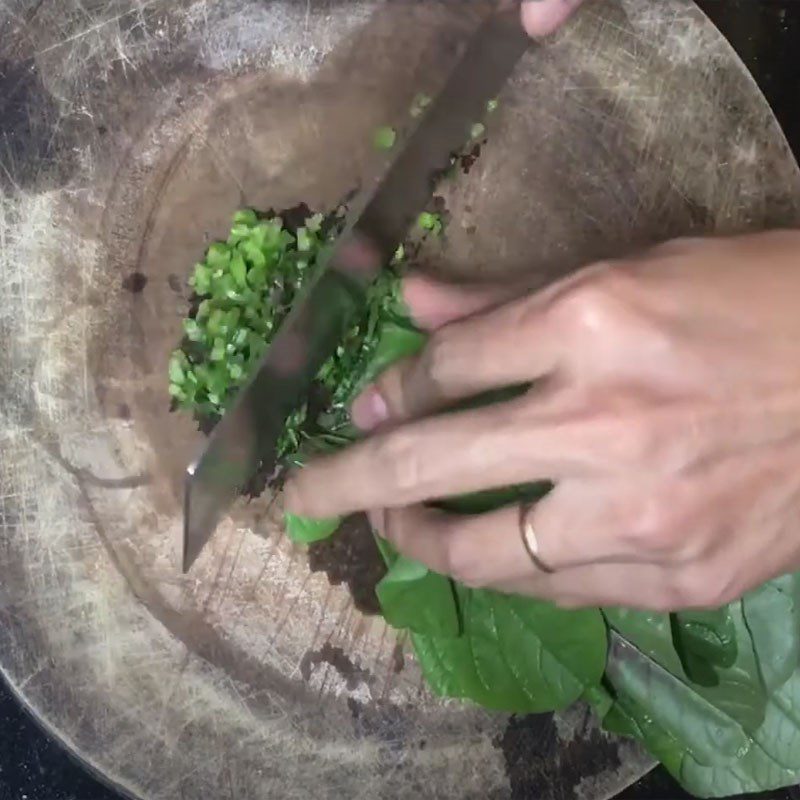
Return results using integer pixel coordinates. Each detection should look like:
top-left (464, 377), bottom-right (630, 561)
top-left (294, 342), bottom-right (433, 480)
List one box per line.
top-left (183, 4), bottom-right (530, 571)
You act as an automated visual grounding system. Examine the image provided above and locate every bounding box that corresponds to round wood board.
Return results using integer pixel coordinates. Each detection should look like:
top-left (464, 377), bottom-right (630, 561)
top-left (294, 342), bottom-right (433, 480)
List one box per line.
top-left (1, 1), bottom-right (799, 798)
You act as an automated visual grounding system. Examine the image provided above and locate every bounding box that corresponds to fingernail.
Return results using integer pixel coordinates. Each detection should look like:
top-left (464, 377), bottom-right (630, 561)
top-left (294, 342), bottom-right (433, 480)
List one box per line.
top-left (351, 386), bottom-right (389, 430)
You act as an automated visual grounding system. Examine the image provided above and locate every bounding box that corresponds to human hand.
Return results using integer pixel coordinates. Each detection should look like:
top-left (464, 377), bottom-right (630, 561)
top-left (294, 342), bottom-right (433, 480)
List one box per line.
top-left (286, 232), bottom-right (800, 610)
top-left (520, 0), bottom-right (589, 37)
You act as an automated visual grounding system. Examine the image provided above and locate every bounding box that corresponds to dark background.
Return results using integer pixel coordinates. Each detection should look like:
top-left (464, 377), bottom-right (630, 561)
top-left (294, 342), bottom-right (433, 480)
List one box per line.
top-left (3, 1), bottom-right (800, 799)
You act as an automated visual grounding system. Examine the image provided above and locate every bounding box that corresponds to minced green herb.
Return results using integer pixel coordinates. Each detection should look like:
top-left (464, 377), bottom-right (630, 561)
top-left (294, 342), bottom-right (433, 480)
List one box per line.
top-left (373, 125), bottom-right (397, 151)
top-left (417, 211), bottom-right (443, 235)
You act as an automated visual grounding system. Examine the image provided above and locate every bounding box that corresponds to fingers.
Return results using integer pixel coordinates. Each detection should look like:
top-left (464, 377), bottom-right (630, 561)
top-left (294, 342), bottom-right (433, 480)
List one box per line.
top-left (520, 0), bottom-right (587, 38)
top-left (354, 294), bottom-right (560, 428)
top-left (368, 480), bottom-right (683, 585)
top-left (498, 562), bottom-right (683, 610)
top-left (285, 400), bottom-right (598, 518)
top-left (402, 274), bottom-right (525, 331)
top-left (372, 504), bottom-right (539, 586)
top-left (368, 502), bottom-right (710, 611)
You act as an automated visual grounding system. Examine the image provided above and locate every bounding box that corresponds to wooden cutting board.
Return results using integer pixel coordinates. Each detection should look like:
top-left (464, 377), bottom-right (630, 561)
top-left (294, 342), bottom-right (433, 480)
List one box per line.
top-left (1, 1), bottom-right (799, 798)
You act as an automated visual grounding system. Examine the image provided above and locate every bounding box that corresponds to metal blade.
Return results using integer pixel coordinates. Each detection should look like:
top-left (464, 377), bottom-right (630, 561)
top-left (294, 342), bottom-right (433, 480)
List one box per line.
top-left (183, 5), bottom-right (530, 571)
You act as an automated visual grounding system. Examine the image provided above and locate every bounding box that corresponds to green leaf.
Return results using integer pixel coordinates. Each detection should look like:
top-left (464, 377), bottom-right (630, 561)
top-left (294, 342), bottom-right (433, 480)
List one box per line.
top-left (377, 557), bottom-right (460, 637)
top-left (582, 683), bottom-right (614, 721)
top-left (602, 691), bottom-right (685, 776)
top-left (670, 608), bottom-right (737, 687)
top-left (284, 513), bottom-right (341, 544)
top-left (677, 668), bottom-right (800, 797)
top-left (607, 664), bottom-right (800, 797)
top-left (373, 125), bottom-right (397, 150)
top-left (603, 609), bottom-right (767, 766)
top-left (742, 574), bottom-right (800, 692)
top-left (413, 588), bottom-right (607, 713)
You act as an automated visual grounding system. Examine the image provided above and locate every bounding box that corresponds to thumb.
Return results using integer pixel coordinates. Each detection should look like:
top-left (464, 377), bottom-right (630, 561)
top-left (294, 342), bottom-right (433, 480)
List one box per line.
top-left (520, 0), bottom-right (587, 37)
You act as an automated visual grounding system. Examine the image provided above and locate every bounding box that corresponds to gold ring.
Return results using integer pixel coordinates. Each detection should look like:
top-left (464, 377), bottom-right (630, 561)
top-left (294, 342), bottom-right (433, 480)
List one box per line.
top-left (519, 503), bottom-right (555, 574)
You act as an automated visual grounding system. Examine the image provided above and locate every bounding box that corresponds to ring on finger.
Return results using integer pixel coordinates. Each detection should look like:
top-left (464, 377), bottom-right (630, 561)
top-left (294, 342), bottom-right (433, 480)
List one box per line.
top-left (519, 502), bottom-right (555, 574)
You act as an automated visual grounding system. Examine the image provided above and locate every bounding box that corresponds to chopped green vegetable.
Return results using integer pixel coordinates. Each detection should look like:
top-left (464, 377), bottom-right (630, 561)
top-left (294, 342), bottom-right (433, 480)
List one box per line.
top-left (373, 125), bottom-right (397, 150)
top-left (417, 211), bottom-right (443, 235)
top-left (470, 122), bottom-right (485, 140)
top-left (486, 98), bottom-right (499, 113)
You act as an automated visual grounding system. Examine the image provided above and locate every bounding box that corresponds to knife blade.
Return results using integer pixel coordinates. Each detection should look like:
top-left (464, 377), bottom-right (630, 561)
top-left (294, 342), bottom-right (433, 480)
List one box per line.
top-left (183, 4), bottom-right (530, 571)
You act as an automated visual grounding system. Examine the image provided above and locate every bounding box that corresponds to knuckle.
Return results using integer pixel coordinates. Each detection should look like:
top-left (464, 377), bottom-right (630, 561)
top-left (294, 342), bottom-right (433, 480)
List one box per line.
top-left (549, 268), bottom-right (625, 335)
top-left (609, 414), bottom-right (660, 468)
top-left (623, 497), bottom-right (680, 555)
top-left (608, 413), bottom-right (691, 476)
top-left (375, 433), bottom-right (424, 499)
top-left (418, 329), bottom-right (461, 399)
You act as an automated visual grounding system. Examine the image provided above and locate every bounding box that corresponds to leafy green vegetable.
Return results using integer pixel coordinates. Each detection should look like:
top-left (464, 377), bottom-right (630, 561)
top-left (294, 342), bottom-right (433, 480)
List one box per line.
top-left (671, 608), bottom-right (738, 686)
top-left (604, 624), bottom-right (756, 766)
top-left (678, 669), bottom-right (800, 797)
top-left (285, 513), bottom-right (341, 544)
top-left (605, 644), bottom-right (800, 798)
top-left (373, 126), bottom-right (397, 150)
top-left (413, 587), bottom-right (607, 713)
top-left (605, 606), bottom-right (768, 747)
top-left (376, 557), bottom-right (460, 637)
top-left (742, 574), bottom-right (800, 692)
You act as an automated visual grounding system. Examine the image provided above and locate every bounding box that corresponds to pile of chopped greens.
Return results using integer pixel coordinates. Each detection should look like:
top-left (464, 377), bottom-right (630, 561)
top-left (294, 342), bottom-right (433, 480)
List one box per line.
top-left (170, 113), bottom-right (800, 799)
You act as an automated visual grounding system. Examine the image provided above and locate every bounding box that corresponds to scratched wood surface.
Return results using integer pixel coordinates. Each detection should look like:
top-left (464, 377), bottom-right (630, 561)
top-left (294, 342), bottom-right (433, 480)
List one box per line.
top-left (1, 1), bottom-right (799, 799)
